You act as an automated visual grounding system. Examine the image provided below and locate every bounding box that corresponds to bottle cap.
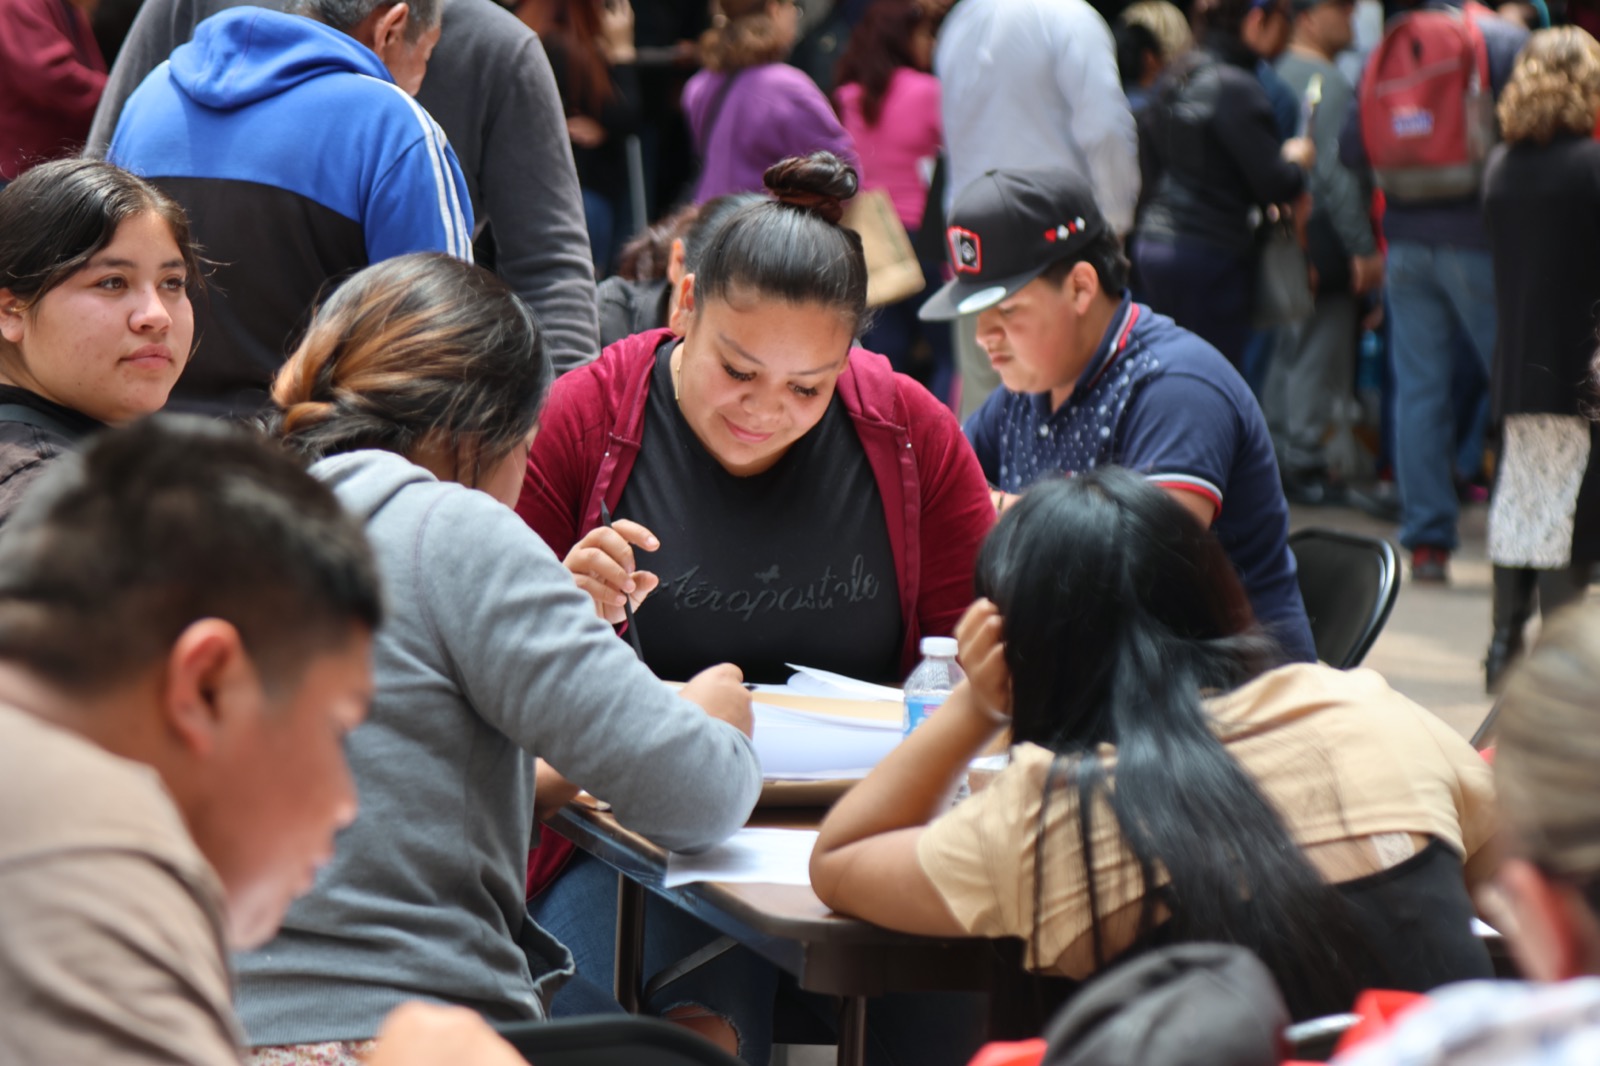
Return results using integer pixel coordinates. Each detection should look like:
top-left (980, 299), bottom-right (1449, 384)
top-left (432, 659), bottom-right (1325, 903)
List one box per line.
top-left (920, 636), bottom-right (958, 657)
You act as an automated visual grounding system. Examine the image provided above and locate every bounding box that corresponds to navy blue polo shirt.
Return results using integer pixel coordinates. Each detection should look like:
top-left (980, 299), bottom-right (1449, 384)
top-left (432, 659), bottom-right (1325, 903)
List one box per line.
top-left (965, 297), bottom-right (1316, 662)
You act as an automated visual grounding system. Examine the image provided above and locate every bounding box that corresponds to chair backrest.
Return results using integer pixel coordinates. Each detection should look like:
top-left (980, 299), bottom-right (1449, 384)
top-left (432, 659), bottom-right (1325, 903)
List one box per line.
top-left (1288, 529), bottom-right (1400, 669)
top-left (495, 1014), bottom-right (745, 1066)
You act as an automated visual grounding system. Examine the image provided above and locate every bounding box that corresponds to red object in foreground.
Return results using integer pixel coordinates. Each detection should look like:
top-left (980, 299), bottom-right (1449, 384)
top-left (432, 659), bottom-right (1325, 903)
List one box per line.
top-left (967, 1038), bottom-right (1046, 1066)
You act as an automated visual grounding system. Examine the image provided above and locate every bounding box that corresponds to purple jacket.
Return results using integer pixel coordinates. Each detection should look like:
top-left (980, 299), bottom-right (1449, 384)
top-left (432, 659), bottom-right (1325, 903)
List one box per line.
top-left (683, 62), bottom-right (860, 202)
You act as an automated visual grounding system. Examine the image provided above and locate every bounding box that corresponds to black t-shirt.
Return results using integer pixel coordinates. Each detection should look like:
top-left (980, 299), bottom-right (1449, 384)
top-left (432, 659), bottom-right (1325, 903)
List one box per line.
top-left (615, 341), bottom-right (902, 684)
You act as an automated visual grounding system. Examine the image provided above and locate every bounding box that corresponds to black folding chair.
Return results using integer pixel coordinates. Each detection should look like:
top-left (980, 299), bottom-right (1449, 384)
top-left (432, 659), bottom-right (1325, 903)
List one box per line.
top-left (1288, 529), bottom-right (1401, 669)
top-left (496, 1014), bottom-right (744, 1066)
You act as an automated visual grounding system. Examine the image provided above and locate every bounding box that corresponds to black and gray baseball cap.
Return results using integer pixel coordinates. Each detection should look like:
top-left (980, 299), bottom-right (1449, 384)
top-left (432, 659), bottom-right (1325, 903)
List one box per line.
top-left (918, 168), bottom-right (1111, 321)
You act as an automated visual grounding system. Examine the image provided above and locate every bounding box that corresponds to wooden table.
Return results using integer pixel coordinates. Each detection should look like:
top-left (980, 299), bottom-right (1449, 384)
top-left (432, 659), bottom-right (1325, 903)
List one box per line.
top-left (551, 803), bottom-right (1001, 1066)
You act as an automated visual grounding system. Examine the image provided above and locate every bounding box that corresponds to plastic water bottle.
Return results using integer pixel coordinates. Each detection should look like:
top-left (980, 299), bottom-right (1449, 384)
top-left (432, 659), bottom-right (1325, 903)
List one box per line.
top-left (903, 637), bottom-right (964, 736)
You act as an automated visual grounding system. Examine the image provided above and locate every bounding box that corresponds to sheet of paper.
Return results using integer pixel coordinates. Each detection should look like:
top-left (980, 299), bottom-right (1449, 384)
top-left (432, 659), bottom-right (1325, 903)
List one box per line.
top-left (665, 827), bottom-right (821, 888)
top-left (752, 703), bottom-right (902, 779)
top-left (753, 697), bottom-right (900, 732)
top-left (780, 664), bottom-right (905, 703)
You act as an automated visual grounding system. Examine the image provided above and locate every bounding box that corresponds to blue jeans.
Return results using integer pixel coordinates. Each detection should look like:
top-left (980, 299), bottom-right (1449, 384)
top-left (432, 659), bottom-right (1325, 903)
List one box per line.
top-left (581, 187), bottom-right (615, 277)
top-left (1385, 241), bottom-right (1496, 551)
top-left (530, 851), bottom-right (984, 1066)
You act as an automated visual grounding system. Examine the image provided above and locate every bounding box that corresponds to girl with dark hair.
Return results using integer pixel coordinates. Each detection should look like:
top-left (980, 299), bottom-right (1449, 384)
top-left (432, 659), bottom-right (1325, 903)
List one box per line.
top-left (516, 0), bottom-right (640, 274)
top-left (519, 153), bottom-right (993, 1062)
top-left (683, 0), bottom-right (860, 202)
top-left (233, 252), bottom-right (762, 1066)
top-left (0, 157), bottom-right (197, 522)
top-left (813, 468), bottom-right (1498, 1019)
top-left (1131, 0), bottom-right (1314, 367)
top-left (832, 0), bottom-right (954, 403)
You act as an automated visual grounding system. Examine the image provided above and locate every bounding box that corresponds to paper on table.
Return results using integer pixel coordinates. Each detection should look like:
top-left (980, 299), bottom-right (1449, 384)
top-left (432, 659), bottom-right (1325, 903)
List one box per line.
top-left (664, 827), bottom-right (820, 888)
top-left (752, 703), bottom-right (902, 779)
top-left (780, 664), bottom-right (905, 703)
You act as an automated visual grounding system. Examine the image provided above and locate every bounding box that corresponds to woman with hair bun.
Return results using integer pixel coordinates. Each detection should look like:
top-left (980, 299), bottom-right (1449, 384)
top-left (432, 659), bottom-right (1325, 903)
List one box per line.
top-left (233, 252), bottom-right (761, 1066)
top-left (683, 2), bottom-right (860, 202)
top-left (519, 152), bottom-right (993, 1063)
top-left (0, 157), bottom-right (197, 522)
top-left (1480, 26), bottom-right (1600, 692)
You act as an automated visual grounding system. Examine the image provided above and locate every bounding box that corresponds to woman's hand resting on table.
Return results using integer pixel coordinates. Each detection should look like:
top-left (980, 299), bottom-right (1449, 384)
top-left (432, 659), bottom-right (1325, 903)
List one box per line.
top-left (564, 518), bottom-right (661, 624)
top-left (956, 598), bottom-right (1013, 725)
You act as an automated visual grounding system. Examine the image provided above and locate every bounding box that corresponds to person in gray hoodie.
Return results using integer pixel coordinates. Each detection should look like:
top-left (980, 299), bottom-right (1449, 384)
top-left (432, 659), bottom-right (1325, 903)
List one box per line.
top-left (235, 251), bottom-right (760, 1060)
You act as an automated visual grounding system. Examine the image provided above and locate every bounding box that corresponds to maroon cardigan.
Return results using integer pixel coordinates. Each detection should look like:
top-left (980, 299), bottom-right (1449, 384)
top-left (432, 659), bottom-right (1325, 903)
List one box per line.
top-left (517, 328), bottom-right (995, 895)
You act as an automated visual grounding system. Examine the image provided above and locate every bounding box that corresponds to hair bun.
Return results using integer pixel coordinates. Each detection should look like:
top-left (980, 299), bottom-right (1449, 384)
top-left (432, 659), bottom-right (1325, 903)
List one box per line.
top-left (764, 152), bottom-right (858, 225)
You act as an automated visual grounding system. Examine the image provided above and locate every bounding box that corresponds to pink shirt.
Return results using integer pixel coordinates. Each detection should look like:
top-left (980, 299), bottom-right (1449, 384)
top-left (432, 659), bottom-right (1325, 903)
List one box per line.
top-left (835, 68), bottom-right (942, 230)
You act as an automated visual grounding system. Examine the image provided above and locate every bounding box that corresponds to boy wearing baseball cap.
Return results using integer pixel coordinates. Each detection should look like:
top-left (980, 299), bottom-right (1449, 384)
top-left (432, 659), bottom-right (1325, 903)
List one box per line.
top-left (921, 168), bottom-right (1315, 662)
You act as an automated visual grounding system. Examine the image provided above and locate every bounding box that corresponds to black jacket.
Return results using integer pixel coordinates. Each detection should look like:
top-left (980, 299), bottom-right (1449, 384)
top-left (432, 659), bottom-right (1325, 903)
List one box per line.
top-left (1483, 134), bottom-right (1600, 564)
top-left (1134, 39), bottom-right (1305, 255)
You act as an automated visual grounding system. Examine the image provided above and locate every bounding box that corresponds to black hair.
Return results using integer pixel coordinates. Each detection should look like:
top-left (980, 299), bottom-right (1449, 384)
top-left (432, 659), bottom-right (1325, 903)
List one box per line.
top-left (269, 253), bottom-right (549, 481)
top-left (1194, 0), bottom-right (1282, 41)
top-left (975, 469), bottom-right (1368, 1015)
top-left (1038, 229), bottom-right (1131, 298)
top-left (693, 152), bottom-right (872, 336)
top-left (0, 158), bottom-right (202, 315)
top-left (682, 191), bottom-right (766, 275)
top-left (0, 416), bottom-right (382, 697)
top-left (1115, 19), bottom-right (1162, 91)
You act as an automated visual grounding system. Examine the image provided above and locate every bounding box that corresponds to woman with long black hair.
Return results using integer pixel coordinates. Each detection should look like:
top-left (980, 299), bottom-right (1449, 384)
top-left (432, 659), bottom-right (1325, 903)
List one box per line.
top-left (812, 467), bottom-right (1497, 1018)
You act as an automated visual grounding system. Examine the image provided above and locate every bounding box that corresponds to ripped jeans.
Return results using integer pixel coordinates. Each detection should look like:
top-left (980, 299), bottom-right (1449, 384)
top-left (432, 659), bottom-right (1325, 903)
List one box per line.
top-left (528, 850), bottom-right (985, 1066)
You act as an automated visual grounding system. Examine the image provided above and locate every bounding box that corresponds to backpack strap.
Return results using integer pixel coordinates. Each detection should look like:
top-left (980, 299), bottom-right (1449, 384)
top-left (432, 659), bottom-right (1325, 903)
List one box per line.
top-left (694, 69), bottom-right (745, 161)
top-left (0, 403), bottom-right (85, 442)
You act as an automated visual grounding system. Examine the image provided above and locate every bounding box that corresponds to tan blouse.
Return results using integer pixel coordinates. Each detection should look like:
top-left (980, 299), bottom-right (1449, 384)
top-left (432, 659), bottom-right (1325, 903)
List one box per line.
top-left (915, 662), bottom-right (1497, 978)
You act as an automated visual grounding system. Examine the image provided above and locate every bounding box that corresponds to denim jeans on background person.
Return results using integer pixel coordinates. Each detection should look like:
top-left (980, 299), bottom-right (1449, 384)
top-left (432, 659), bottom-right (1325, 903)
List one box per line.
top-left (1385, 241), bottom-right (1497, 551)
top-left (581, 187), bottom-right (615, 278)
top-left (529, 850), bottom-right (985, 1066)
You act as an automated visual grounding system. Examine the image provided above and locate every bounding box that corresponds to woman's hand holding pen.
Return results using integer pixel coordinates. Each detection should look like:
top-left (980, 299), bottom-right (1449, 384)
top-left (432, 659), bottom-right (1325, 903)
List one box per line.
top-left (564, 518), bottom-right (662, 625)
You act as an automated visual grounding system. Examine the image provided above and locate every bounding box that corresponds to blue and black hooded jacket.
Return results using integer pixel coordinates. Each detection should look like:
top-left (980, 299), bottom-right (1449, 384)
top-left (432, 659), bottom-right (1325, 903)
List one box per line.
top-left (109, 6), bottom-right (474, 416)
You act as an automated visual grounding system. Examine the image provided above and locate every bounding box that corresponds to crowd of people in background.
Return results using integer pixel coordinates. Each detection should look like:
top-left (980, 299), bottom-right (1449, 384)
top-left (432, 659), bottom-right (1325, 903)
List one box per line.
top-left (11, 0), bottom-right (1600, 1060)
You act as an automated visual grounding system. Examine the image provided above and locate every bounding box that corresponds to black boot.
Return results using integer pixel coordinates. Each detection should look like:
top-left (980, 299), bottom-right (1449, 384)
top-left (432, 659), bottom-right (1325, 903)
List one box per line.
top-left (1537, 563), bottom-right (1592, 621)
top-left (1486, 566), bottom-right (1537, 693)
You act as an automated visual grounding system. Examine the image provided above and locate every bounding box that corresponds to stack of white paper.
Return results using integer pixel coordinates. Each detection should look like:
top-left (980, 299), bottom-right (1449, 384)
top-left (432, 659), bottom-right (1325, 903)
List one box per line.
top-left (752, 703), bottom-right (901, 780)
top-left (749, 664), bottom-right (903, 781)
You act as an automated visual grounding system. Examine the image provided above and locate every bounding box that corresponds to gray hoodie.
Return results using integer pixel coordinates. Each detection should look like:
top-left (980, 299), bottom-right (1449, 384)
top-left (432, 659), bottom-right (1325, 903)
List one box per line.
top-left (234, 450), bottom-right (761, 1044)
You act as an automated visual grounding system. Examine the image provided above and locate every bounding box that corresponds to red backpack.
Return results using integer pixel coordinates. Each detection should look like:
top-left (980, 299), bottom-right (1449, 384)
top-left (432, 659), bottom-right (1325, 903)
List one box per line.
top-left (1357, 2), bottom-right (1497, 202)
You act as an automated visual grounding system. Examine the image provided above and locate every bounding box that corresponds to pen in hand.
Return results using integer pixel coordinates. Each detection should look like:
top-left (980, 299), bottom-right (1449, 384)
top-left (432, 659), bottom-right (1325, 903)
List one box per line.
top-left (599, 500), bottom-right (647, 662)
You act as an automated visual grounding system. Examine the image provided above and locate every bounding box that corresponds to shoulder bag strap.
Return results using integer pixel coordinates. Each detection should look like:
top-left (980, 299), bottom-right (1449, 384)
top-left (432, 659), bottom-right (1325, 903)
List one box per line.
top-left (695, 69), bottom-right (745, 160)
top-left (0, 403), bottom-right (85, 441)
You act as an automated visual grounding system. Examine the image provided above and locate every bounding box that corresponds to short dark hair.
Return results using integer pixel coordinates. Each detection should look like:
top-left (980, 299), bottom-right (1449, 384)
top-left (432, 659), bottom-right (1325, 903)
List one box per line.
top-left (0, 417), bottom-right (382, 697)
top-left (1038, 229), bottom-right (1131, 297)
top-left (696, 153), bottom-right (872, 336)
top-left (0, 158), bottom-right (201, 316)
